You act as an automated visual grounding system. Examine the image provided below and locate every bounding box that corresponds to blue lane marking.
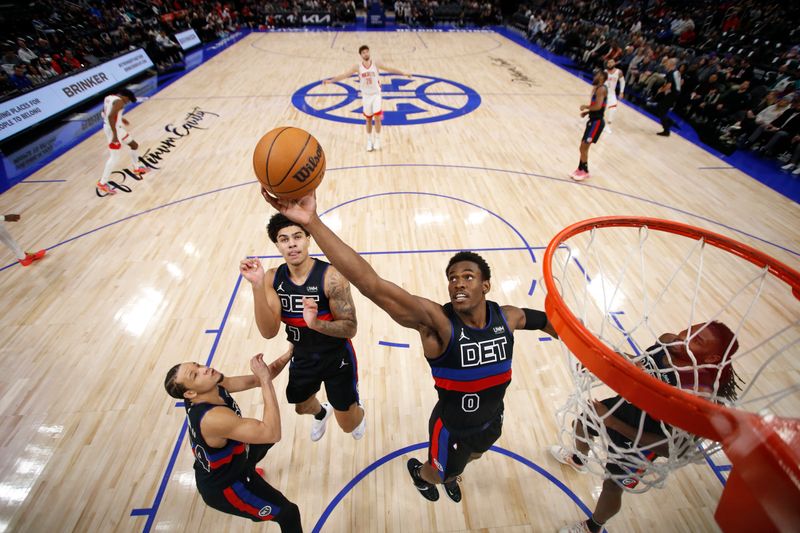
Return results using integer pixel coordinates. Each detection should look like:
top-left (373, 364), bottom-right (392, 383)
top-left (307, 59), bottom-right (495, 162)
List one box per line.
top-left (698, 166), bottom-right (735, 170)
top-left (174, 402), bottom-right (185, 408)
top-left (378, 341), bottom-right (410, 348)
top-left (19, 179), bottom-right (67, 183)
top-left (312, 443), bottom-right (598, 532)
top-left (700, 446), bottom-right (728, 486)
top-left (717, 464), bottom-right (732, 472)
top-left (539, 336), bottom-right (553, 342)
top-left (204, 329), bottom-right (219, 334)
top-left (528, 278), bottom-right (537, 296)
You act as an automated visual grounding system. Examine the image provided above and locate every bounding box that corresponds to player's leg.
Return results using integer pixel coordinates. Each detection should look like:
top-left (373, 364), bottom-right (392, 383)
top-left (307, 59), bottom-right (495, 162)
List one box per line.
top-left (549, 418), bottom-right (590, 473)
top-left (372, 95), bottom-right (383, 149)
top-left (324, 342), bottom-right (365, 437)
top-left (606, 103), bottom-right (617, 133)
top-left (442, 412), bottom-right (503, 503)
top-left (201, 476), bottom-right (302, 532)
top-left (286, 357), bottom-right (330, 441)
top-left (0, 222), bottom-right (26, 262)
top-left (126, 139), bottom-right (149, 177)
top-left (99, 145), bottom-right (124, 195)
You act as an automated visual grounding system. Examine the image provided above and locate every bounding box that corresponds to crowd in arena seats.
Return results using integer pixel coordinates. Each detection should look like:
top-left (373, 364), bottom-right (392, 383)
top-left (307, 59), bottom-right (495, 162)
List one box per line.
top-left (393, 0), bottom-right (501, 28)
top-left (515, 0), bottom-right (800, 173)
top-left (0, 0), bottom-right (357, 101)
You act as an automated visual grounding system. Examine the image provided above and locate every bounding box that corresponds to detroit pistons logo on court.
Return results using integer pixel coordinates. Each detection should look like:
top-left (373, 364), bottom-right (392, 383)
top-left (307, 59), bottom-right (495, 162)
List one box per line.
top-left (291, 74), bottom-right (480, 126)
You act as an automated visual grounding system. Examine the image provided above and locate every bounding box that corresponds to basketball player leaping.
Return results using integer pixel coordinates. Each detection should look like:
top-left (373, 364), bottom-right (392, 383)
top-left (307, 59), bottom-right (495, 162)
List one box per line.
top-left (164, 349), bottom-right (302, 532)
top-left (239, 213), bottom-right (366, 443)
top-left (550, 321), bottom-right (740, 533)
top-left (323, 45), bottom-right (411, 152)
top-left (571, 70), bottom-right (608, 182)
top-left (97, 88), bottom-right (148, 196)
top-left (261, 189), bottom-right (558, 504)
top-left (604, 59), bottom-right (625, 134)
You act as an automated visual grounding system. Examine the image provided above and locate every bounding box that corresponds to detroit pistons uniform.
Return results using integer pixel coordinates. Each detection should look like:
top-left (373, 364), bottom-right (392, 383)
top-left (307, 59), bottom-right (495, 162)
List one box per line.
top-left (359, 60), bottom-right (382, 118)
top-left (582, 85), bottom-right (606, 144)
top-left (185, 386), bottom-right (300, 529)
top-left (273, 258), bottom-right (360, 410)
top-left (426, 301), bottom-right (514, 480)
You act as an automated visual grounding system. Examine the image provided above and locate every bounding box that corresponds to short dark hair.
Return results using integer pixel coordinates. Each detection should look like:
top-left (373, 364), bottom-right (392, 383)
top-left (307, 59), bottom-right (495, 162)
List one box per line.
top-left (358, 45), bottom-right (369, 54)
top-left (118, 88), bottom-right (137, 103)
top-left (164, 363), bottom-right (188, 399)
top-left (446, 251), bottom-right (491, 280)
top-left (267, 213), bottom-right (309, 243)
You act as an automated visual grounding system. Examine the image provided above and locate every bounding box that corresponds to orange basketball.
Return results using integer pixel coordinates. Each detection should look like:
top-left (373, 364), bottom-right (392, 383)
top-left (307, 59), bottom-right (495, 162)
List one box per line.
top-left (252, 127), bottom-right (326, 199)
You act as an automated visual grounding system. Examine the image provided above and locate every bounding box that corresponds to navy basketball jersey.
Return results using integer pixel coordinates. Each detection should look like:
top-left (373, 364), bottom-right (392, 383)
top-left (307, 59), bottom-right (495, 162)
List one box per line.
top-left (186, 386), bottom-right (268, 488)
top-left (272, 258), bottom-right (345, 355)
top-left (589, 85), bottom-right (607, 119)
top-left (428, 301), bottom-right (514, 432)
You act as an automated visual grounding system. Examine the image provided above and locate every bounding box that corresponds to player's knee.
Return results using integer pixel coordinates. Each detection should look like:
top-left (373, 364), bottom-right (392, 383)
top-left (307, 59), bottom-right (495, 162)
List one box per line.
top-left (468, 452), bottom-right (483, 461)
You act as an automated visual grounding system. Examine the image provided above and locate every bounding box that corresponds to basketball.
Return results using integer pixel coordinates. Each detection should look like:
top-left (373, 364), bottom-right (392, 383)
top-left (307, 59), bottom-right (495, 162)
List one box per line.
top-left (252, 127), bottom-right (326, 199)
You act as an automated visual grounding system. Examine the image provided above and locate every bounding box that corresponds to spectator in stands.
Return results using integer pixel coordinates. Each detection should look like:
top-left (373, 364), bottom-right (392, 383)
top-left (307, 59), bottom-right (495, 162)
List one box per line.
top-left (17, 38), bottom-right (38, 64)
top-left (741, 98), bottom-right (800, 155)
top-left (730, 93), bottom-right (789, 140)
top-left (61, 50), bottom-right (83, 71)
top-left (2, 48), bottom-right (22, 76)
top-left (9, 64), bottom-right (33, 90)
top-left (780, 135), bottom-right (800, 176)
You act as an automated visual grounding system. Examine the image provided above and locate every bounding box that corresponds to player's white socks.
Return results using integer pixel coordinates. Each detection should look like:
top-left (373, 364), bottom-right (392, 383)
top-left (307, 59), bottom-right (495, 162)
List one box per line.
top-left (129, 148), bottom-right (140, 167)
top-left (373, 133), bottom-right (381, 150)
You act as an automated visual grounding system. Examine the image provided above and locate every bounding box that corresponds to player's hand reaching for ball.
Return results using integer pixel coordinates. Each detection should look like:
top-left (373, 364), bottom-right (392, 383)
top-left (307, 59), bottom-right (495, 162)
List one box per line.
top-left (250, 353), bottom-right (274, 383)
top-left (240, 258), bottom-right (265, 286)
top-left (261, 187), bottom-right (318, 226)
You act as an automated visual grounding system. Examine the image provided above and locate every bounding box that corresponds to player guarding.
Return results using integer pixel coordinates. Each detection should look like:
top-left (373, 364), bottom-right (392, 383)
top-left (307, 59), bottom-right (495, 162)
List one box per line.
top-left (550, 321), bottom-right (740, 533)
top-left (97, 88), bottom-right (148, 196)
top-left (571, 70), bottom-right (608, 182)
top-left (163, 350), bottom-right (302, 532)
top-left (239, 213), bottom-right (365, 442)
top-left (323, 45), bottom-right (411, 152)
top-left (604, 59), bottom-right (625, 133)
top-left (261, 189), bottom-right (558, 504)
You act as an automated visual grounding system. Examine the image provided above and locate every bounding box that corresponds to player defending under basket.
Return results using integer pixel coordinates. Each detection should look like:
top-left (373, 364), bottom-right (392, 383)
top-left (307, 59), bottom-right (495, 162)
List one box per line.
top-left (550, 321), bottom-right (741, 533)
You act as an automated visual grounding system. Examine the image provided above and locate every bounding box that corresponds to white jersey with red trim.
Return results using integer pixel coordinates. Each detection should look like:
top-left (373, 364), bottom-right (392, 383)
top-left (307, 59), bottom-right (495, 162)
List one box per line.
top-left (358, 61), bottom-right (381, 95)
top-left (102, 94), bottom-right (125, 129)
top-left (605, 68), bottom-right (625, 105)
top-left (102, 94), bottom-right (129, 143)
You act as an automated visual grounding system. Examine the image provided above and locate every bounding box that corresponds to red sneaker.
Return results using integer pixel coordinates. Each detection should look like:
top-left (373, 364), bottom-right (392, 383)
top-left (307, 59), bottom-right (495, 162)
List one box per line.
top-left (570, 169), bottom-right (590, 181)
top-left (133, 167), bottom-right (150, 176)
top-left (19, 249), bottom-right (46, 267)
top-left (97, 182), bottom-right (117, 195)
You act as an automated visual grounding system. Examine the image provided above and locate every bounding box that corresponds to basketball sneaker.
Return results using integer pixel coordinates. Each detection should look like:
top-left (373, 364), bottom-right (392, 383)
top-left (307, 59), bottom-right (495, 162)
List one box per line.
top-left (570, 169), bottom-right (590, 181)
top-left (351, 404), bottom-right (366, 440)
top-left (558, 521), bottom-right (591, 533)
top-left (444, 476), bottom-right (462, 503)
top-left (548, 445), bottom-right (587, 474)
top-left (96, 182), bottom-right (117, 195)
top-left (310, 402), bottom-right (333, 442)
top-left (366, 139), bottom-right (374, 152)
top-left (132, 167), bottom-right (150, 177)
top-left (407, 458), bottom-right (439, 501)
top-left (18, 249), bottom-right (46, 267)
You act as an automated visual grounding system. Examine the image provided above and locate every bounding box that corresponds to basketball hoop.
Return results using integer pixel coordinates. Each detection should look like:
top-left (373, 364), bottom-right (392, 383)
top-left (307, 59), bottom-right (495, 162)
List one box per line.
top-left (542, 216), bottom-right (800, 532)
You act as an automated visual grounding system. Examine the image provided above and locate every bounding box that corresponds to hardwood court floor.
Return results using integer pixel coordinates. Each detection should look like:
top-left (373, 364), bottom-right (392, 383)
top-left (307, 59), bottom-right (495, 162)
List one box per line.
top-left (0, 31), bottom-right (797, 533)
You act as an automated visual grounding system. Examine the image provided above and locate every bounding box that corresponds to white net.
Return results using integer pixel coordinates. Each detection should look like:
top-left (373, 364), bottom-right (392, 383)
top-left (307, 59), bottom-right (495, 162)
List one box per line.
top-left (548, 223), bottom-right (800, 493)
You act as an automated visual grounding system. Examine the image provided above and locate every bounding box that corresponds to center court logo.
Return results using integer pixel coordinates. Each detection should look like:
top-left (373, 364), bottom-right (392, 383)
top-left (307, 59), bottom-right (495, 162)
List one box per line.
top-left (291, 74), bottom-right (481, 126)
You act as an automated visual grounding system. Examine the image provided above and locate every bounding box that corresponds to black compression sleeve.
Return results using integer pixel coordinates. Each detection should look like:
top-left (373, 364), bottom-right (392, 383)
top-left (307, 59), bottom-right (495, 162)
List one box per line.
top-left (522, 308), bottom-right (548, 331)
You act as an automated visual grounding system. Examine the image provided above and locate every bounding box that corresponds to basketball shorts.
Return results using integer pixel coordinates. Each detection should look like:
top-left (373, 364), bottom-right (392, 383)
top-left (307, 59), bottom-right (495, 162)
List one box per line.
top-left (198, 472), bottom-right (299, 526)
top-left (286, 341), bottom-right (359, 411)
top-left (104, 123), bottom-right (130, 145)
top-left (362, 92), bottom-right (383, 118)
top-left (582, 117), bottom-right (605, 144)
top-left (427, 405), bottom-right (503, 481)
top-left (589, 396), bottom-right (662, 489)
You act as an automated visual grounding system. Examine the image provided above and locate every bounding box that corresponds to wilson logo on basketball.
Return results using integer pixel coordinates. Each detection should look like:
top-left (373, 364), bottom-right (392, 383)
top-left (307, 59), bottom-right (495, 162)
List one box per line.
top-left (293, 143), bottom-right (323, 183)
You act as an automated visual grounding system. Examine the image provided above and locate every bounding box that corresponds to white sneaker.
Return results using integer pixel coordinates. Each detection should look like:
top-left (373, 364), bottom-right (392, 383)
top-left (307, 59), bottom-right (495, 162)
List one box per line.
top-left (606, 126), bottom-right (613, 135)
top-left (548, 445), bottom-right (587, 474)
top-left (782, 163), bottom-right (795, 170)
top-left (366, 139), bottom-right (373, 152)
top-left (793, 167), bottom-right (800, 176)
top-left (558, 521), bottom-right (591, 533)
top-left (373, 137), bottom-right (381, 150)
top-left (310, 402), bottom-right (333, 442)
top-left (351, 405), bottom-right (366, 440)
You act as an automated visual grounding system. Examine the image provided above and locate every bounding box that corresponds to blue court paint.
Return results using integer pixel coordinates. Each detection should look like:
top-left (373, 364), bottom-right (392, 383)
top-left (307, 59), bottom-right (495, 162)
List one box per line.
top-left (3, 164), bottom-right (796, 275)
top-left (292, 74), bottom-right (481, 125)
top-left (330, 31), bottom-right (339, 48)
top-left (539, 336), bottom-right (553, 341)
top-left (130, 508), bottom-right (151, 516)
top-left (19, 179), bottom-right (66, 183)
top-left (716, 464), bottom-right (732, 472)
top-left (700, 447), bottom-right (728, 486)
top-left (205, 329), bottom-right (219, 334)
top-left (528, 278), bottom-right (537, 296)
top-left (609, 310), bottom-right (642, 357)
top-left (174, 401), bottom-right (185, 408)
top-left (698, 166), bottom-right (735, 170)
top-left (378, 340), bottom-right (410, 348)
top-left (416, 32), bottom-right (429, 49)
top-left (312, 442), bottom-right (597, 532)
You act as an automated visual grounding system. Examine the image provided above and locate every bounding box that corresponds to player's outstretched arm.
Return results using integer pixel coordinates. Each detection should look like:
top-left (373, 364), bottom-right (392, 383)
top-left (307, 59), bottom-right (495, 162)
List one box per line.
top-left (205, 354), bottom-right (283, 445)
top-left (221, 346), bottom-right (293, 392)
top-left (323, 65), bottom-right (358, 84)
top-left (501, 305), bottom-right (558, 338)
top-left (376, 62), bottom-right (411, 77)
top-left (262, 190), bottom-right (448, 333)
top-left (303, 267), bottom-right (357, 338)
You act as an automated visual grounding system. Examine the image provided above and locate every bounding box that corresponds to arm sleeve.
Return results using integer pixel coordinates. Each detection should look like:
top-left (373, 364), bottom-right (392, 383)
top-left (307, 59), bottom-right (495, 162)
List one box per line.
top-left (522, 308), bottom-right (548, 330)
